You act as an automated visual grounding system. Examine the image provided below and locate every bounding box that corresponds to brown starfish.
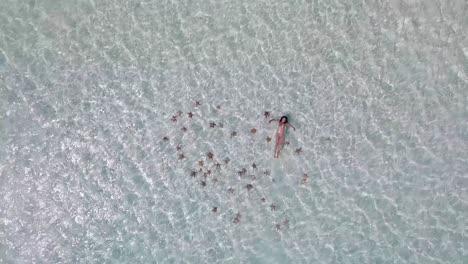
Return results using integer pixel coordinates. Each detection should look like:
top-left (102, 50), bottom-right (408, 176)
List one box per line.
top-left (176, 145), bottom-right (182, 151)
top-left (264, 170), bottom-right (271, 176)
top-left (228, 187), bottom-right (235, 194)
top-left (295, 148), bottom-right (303, 154)
top-left (233, 212), bottom-right (241, 224)
top-left (252, 163), bottom-right (257, 169)
top-left (210, 122), bottom-right (216, 128)
top-left (178, 153), bottom-right (185, 160)
top-left (261, 197), bottom-right (266, 203)
top-left (190, 170), bottom-right (197, 177)
top-left (216, 104), bottom-right (221, 110)
top-left (162, 136), bottom-right (169, 141)
top-left (275, 224), bottom-right (281, 231)
top-left (246, 184), bottom-right (253, 191)
top-left (270, 204), bottom-right (277, 211)
top-left (266, 136), bottom-right (272, 143)
top-left (237, 168), bottom-right (247, 176)
top-left (250, 128), bottom-right (257, 134)
top-left (200, 180), bottom-right (206, 187)
top-left (264, 111), bottom-right (270, 118)
top-left (207, 152), bottom-right (214, 159)
top-left (215, 162), bottom-right (221, 169)
top-left (224, 158), bottom-right (230, 164)
top-left (181, 126), bottom-right (187, 132)
top-left (188, 112), bottom-right (193, 118)
top-left (285, 141), bottom-right (290, 145)
top-left (195, 100), bottom-right (201, 107)
top-left (212, 207), bottom-right (218, 213)
top-left (301, 173), bottom-right (308, 184)
top-left (198, 160), bottom-right (204, 166)
top-left (171, 116), bottom-right (177, 123)
top-left (231, 131), bottom-right (237, 138)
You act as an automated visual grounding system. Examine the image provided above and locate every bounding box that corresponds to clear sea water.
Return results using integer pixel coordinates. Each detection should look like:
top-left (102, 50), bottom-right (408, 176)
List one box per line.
top-left (1, 0), bottom-right (467, 263)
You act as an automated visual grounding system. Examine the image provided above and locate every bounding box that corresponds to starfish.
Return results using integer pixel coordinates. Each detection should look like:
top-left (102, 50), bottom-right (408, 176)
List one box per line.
top-left (195, 100), bottom-right (201, 107)
top-left (301, 173), bottom-right (308, 184)
top-left (270, 204), bottom-right (277, 211)
top-left (216, 104), bottom-right (221, 110)
top-left (231, 131), bottom-right (237, 138)
top-left (275, 224), bottom-right (281, 231)
top-left (178, 153), bottom-right (185, 160)
top-left (264, 111), bottom-right (270, 118)
top-left (250, 128), bottom-right (257, 134)
top-left (176, 145), bottom-right (182, 151)
top-left (188, 112), bottom-right (193, 118)
top-left (181, 126), bottom-right (187, 132)
top-left (200, 180), bottom-right (206, 187)
top-left (266, 136), bottom-right (271, 143)
top-left (224, 158), bottom-right (230, 164)
top-left (228, 187), bottom-right (235, 194)
top-left (210, 122), bottom-right (216, 128)
top-left (215, 162), bottom-right (221, 169)
top-left (252, 163), bottom-right (257, 169)
top-left (212, 207), bottom-right (218, 213)
top-left (207, 152), bottom-right (214, 159)
top-left (190, 170), bottom-right (197, 177)
top-left (246, 184), bottom-right (253, 191)
top-left (295, 147), bottom-right (303, 154)
top-left (198, 160), bottom-right (204, 166)
top-left (264, 170), bottom-right (271, 176)
top-left (233, 213), bottom-right (241, 224)
top-left (261, 197), bottom-right (266, 203)
top-left (162, 136), bottom-right (169, 141)
top-left (171, 116), bottom-right (177, 123)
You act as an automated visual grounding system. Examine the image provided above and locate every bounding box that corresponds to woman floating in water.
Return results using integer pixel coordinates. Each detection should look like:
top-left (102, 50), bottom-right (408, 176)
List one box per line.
top-left (269, 116), bottom-right (296, 158)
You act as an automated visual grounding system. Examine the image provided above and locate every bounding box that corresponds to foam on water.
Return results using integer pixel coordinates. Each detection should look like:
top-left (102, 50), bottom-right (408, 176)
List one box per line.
top-left (1, 0), bottom-right (467, 263)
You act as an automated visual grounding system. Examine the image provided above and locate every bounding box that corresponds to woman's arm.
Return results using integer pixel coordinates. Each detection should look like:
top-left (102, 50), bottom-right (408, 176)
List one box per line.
top-left (287, 123), bottom-right (296, 131)
top-left (269, 118), bottom-right (279, 124)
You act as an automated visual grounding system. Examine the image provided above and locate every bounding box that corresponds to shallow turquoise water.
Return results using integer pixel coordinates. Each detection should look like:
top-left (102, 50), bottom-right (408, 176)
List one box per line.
top-left (1, 0), bottom-right (467, 263)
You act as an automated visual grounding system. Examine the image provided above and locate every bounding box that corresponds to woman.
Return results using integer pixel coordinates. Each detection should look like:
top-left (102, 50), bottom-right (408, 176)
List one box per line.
top-left (269, 116), bottom-right (296, 158)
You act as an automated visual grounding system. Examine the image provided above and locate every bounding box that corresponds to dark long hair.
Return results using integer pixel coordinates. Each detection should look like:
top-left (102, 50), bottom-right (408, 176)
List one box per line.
top-left (280, 116), bottom-right (288, 123)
